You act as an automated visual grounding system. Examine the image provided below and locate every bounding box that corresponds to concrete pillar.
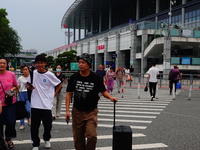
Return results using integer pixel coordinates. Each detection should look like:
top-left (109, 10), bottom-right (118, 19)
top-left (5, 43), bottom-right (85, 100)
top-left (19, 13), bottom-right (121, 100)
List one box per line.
top-left (68, 28), bottom-right (70, 45)
top-left (94, 40), bottom-right (100, 71)
top-left (79, 12), bottom-right (81, 40)
top-left (136, 0), bottom-right (140, 20)
top-left (91, 17), bottom-right (93, 36)
top-left (182, 0), bottom-right (186, 25)
top-left (156, 0), bottom-right (159, 13)
top-left (130, 27), bottom-right (140, 73)
top-left (104, 37), bottom-right (108, 67)
top-left (155, 0), bottom-right (160, 28)
top-left (109, 6), bottom-right (112, 29)
top-left (115, 34), bottom-right (120, 69)
top-left (87, 42), bottom-right (90, 54)
top-left (141, 30), bottom-right (148, 74)
top-left (80, 43), bottom-right (83, 55)
top-left (84, 20), bottom-right (87, 38)
top-left (163, 37), bottom-right (171, 77)
top-left (99, 11), bottom-right (102, 33)
top-left (73, 18), bottom-right (76, 42)
top-left (117, 51), bottom-right (124, 69)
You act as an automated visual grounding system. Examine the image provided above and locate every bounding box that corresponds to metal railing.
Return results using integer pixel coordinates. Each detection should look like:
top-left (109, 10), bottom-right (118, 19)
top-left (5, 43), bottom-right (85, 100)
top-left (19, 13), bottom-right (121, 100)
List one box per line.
top-left (14, 71), bottom-right (200, 89)
top-left (126, 73), bottom-right (200, 89)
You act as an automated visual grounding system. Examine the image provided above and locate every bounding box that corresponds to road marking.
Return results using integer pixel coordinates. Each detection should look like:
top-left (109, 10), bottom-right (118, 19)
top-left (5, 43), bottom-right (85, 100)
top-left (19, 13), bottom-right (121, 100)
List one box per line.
top-left (68, 143), bottom-right (168, 150)
top-left (99, 110), bottom-right (160, 114)
top-left (60, 110), bottom-right (160, 115)
top-left (98, 113), bottom-right (157, 118)
top-left (133, 143), bottom-right (168, 149)
top-left (97, 118), bottom-right (152, 123)
top-left (98, 106), bottom-right (164, 111)
top-left (12, 133), bottom-right (146, 144)
top-left (59, 113), bottom-right (156, 119)
top-left (98, 104), bottom-right (167, 108)
top-left (52, 122), bottom-right (147, 129)
top-left (58, 117), bottom-right (151, 123)
top-left (99, 99), bottom-right (172, 103)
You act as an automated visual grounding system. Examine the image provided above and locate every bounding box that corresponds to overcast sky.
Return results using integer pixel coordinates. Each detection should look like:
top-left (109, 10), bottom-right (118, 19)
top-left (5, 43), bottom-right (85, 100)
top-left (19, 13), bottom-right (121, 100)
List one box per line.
top-left (1, 0), bottom-right (75, 53)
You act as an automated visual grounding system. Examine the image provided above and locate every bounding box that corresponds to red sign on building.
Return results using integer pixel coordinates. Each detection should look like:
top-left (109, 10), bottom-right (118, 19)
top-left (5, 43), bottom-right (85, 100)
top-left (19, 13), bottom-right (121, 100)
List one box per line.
top-left (98, 45), bottom-right (105, 50)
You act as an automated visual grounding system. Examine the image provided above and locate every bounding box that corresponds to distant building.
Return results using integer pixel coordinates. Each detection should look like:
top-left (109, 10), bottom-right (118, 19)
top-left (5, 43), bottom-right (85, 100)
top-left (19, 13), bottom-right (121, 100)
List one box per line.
top-left (47, 0), bottom-right (200, 74)
top-left (7, 49), bottom-right (38, 70)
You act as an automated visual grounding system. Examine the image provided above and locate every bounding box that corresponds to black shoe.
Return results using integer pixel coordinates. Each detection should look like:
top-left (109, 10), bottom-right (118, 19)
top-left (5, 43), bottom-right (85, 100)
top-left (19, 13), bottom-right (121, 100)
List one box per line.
top-left (169, 92), bottom-right (172, 95)
top-left (118, 91), bottom-right (120, 93)
top-left (151, 96), bottom-right (154, 101)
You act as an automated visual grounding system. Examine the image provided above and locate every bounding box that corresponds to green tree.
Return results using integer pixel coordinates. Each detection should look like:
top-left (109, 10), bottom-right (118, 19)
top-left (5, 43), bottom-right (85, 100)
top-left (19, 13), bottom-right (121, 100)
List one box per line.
top-left (46, 56), bottom-right (54, 68)
top-left (0, 9), bottom-right (22, 57)
top-left (54, 50), bottom-right (77, 70)
top-left (40, 53), bottom-right (47, 57)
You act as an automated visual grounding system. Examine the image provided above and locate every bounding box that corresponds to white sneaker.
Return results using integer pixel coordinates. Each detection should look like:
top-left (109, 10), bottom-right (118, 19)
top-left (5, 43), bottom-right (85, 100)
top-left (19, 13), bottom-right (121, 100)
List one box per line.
top-left (19, 126), bottom-right (25, 130)
top-left (44, 141), bottom-right (51, 148)
top-left (32, 147), bottom-right (39, 150)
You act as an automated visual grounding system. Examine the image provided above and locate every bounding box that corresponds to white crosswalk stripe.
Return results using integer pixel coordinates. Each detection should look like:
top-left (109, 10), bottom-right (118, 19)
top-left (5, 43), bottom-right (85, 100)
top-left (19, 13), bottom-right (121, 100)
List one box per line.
top-left (14, 89), bottom-right (171, 149)
top-left (58, 95), bottom-right (170, 149)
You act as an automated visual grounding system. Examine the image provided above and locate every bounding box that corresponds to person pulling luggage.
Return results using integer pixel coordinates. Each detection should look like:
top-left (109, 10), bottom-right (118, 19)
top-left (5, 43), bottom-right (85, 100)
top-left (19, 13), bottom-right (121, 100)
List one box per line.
top-left (65, 53), bottom-right (117, 150)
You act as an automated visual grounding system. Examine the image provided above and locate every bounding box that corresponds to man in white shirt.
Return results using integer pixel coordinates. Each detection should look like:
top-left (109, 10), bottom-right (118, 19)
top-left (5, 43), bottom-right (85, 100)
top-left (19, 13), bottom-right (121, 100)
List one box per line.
top-left (27, 55), bottom-right (62, 150)
top-left (146, 63), bottom-right (159, 101)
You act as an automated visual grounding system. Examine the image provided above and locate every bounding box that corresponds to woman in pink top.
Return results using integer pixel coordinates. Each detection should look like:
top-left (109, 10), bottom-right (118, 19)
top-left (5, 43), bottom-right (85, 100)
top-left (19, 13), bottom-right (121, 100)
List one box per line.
top-left (106, 68), bottom-right (116, 94)
top-left (0, 57), bottom-right (18, 149)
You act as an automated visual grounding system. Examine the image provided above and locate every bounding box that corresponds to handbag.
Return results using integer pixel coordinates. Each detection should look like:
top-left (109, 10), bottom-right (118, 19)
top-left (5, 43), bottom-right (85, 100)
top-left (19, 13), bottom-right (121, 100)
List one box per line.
top-left (5, 95), bottom-right (13, 105)
top-left (16, 93), bottom-right (28, 120)
top-left (144, 83), bottom-right (148, 92)
top-left (16, 101), bottom-right (28, 120)
top-left (0, 80), bottom-right (13, 105)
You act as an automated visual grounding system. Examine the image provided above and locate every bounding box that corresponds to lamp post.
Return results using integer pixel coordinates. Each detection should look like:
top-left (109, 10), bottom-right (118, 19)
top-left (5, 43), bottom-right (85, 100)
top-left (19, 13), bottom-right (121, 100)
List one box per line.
top-left (169, 0), bottom-right (176, 27)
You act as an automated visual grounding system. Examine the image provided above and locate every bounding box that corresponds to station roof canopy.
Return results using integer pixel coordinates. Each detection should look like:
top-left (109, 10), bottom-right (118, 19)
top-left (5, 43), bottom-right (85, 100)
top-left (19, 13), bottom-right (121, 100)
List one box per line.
top-left (61, 0), bottom-right (138, 29)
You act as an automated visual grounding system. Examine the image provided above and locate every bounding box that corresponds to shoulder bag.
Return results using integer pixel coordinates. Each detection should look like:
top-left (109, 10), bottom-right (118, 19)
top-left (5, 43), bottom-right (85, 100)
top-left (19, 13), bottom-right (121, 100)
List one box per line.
top-left (0, 80), bottom-right (13, 105)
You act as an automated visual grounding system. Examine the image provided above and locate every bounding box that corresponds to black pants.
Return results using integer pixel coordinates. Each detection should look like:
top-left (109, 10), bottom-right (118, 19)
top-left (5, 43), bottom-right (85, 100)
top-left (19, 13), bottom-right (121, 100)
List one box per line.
top-left (0, 103), bottom-right (16, 140)
top-left (169, 80), bottom-right (178, 93)
top-left (31, 108), bottom-right (52, 147)
top-left (149, 82), bottom-right (157, 98)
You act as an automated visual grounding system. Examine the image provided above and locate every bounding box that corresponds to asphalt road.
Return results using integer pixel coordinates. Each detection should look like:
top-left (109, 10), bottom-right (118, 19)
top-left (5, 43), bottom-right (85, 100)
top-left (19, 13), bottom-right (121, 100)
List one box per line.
top-left (9, 85), bottom-right (200, 150)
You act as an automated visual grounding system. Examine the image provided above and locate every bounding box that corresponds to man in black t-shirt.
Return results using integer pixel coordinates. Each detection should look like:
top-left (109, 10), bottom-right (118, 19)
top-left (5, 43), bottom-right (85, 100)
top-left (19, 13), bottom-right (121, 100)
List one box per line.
top-left (96, 65), bottom-right (106, 82)
top-left (66, 53), bottom-right (117, 150)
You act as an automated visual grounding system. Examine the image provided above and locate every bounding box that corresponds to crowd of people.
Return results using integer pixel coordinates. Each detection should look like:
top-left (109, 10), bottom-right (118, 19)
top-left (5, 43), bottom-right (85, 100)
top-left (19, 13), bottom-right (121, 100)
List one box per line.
top-left (0, 53), bottom-right (182, 150)
top-left (0, 55), bottom-right (65, 150)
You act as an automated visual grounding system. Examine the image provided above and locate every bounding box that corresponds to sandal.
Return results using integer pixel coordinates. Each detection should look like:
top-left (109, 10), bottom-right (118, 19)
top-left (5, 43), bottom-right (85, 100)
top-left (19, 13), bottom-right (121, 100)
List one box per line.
top-left (7, 141), bottom-right (14, 148)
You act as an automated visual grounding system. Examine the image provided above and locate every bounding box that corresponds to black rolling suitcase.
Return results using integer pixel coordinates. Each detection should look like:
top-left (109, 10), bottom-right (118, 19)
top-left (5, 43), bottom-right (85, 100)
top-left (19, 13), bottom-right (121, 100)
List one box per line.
top-left (112, 102), bottom-right (132, 150)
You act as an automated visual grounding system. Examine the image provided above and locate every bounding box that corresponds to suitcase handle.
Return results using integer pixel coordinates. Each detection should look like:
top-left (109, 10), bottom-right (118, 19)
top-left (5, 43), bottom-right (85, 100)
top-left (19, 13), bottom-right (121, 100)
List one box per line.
top-left (113, 101), bottom-right (116, 128)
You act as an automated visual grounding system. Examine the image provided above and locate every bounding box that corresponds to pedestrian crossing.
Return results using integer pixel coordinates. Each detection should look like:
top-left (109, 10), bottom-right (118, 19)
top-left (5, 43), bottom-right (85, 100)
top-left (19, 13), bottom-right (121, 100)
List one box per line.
top-left (13, 89), bottom-right (173, 150)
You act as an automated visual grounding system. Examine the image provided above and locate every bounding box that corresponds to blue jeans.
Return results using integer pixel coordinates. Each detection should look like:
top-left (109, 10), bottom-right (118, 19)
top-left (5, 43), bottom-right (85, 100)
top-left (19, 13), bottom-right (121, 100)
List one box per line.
top-left (0, 103), bottom-right (16, 139)
top-left (18, 92), bottom-right (31, 126)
